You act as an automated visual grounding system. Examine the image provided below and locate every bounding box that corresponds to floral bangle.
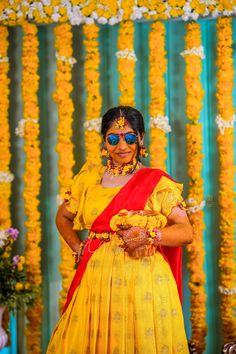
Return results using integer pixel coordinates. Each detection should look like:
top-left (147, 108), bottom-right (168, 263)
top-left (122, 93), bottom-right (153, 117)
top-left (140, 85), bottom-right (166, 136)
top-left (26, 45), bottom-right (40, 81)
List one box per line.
top-left (148, 228), bottom-right (162, 245)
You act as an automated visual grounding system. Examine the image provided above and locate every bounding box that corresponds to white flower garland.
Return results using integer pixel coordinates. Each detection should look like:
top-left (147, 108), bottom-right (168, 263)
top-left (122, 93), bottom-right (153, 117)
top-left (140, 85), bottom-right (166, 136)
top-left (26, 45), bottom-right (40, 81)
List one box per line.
top-left (0, 55), bottom-right (9, 63)
top-left (131, 6), bottom-right (150, 20)
top-left (115, 48), bottom-right (137, 61)
top-left (0, 171), bottom-right (14, 183)
top-left (83, 117), bottom-right (102, 132)
top-left (15, 118), bottom-right (38, 137)
top-left (182, 2), bottom-right (200, 21)
top-left (218, 285), bottom-right (236, 296)
top-left (186, 198), bottom-right (206, 214)
top-left (55, 52), bottom-right (77, 66)
top-left (1, 1), bottom-right (236, 24)
top-left (215, 114), bottom-right (235, 135)
top-left (149, 115), bottom-right (171, 133)
top-left (180, 45), bottom-right (206, 59)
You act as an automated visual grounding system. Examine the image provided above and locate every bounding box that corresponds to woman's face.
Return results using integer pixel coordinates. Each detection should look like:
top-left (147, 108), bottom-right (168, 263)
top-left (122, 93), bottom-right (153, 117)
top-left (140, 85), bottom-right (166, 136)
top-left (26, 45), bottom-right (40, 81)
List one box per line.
top-left (104, 121), bottom-right (143, 165)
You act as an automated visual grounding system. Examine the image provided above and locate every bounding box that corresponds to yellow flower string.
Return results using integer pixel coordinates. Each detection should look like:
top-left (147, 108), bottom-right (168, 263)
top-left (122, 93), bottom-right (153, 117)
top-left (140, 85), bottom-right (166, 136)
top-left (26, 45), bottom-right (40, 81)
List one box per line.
top-left (54, 23), bottom-right (76, 311)
top-left (0, 1), bottom-right (235, 25)
top-left (216, 17), bottom-right (236, 342)
top-left (110, 209), bottom-right (167, 231)
top-left (95, 1), bottom-right (119, 23)
top-left (117, 20), bottom-right (136, 106)
top-left (0, 25), bottom-right (12, 337)
top-left (83, 24), bottom-right (102, 165)
top-left (182, 22), bottom-right (206, 353)
top-left (149, 21), bottom-right (168, 170)
top-left (0, 26), bottom-right (11, 230)
top-left (121, 0), bottom-right (134, 20)
top-left (22, 23), bottom-right (42, 354)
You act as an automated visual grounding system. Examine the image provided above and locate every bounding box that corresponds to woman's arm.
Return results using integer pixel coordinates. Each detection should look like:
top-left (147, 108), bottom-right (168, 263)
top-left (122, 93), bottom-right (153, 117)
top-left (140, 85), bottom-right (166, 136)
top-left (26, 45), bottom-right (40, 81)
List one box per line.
top-left (156, 206), bottom-right (193, 247)
top-left (56, 202), bottom-right (82, 252)
top-left (118, 206), bottom-right (193, 258)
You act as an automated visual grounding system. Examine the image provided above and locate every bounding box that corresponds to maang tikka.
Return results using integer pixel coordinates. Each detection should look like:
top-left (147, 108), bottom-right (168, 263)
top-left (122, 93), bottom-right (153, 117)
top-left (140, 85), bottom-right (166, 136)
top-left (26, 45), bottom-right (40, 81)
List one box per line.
top-left (114, 110), bottom-right (127, 129)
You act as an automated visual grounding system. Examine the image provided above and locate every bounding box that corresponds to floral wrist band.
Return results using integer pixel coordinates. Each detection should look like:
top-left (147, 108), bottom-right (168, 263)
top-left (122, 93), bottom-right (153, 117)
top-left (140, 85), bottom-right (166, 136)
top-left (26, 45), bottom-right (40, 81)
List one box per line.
top-left (148, 228), bottom-right (162, 245)
top-left (110, 209), bottom-right (167, 232)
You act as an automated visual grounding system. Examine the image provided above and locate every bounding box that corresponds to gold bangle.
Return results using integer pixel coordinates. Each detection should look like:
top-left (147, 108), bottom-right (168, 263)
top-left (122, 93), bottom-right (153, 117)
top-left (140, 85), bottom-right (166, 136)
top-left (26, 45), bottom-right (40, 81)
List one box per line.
top-left (72, 240), bottom-right (86, 264)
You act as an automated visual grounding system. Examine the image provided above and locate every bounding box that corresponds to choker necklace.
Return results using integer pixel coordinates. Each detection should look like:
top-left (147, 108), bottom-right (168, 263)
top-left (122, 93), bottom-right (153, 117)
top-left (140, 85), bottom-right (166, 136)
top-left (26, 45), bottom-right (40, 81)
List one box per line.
top-left (106, 158), bottom-right (139, 176)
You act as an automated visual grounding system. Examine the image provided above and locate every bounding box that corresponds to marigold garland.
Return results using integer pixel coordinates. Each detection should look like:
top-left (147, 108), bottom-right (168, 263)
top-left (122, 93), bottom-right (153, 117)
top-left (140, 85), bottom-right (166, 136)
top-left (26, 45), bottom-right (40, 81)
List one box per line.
top-left (0, 25), bottom-right (12, 338)
top-left (83, 24), bottom-right (102, 165)
top-left (117, 20), bottom-right (136, 106)
top-left (182, 22), bottom-right (207, 353)
top-left (22, 23), bottom-right (42, 354)
top-left (0, 26), bottom-right (11, 230)
top-left (110, 209), bottom-right (167, 231)
top-left (216, 17), bottom-right (236, 342)
top-left (54, 23), bottom-right (76, 311)
top-left (148, 21), bottom-right (168, 170)
top-left (0, 1), bottom-right (236, 25)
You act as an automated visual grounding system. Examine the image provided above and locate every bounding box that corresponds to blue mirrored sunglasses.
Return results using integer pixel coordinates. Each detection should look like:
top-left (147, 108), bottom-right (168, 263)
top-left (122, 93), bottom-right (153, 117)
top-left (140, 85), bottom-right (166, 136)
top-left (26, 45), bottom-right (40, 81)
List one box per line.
top-left (106, 132), bottom-right (138, 146)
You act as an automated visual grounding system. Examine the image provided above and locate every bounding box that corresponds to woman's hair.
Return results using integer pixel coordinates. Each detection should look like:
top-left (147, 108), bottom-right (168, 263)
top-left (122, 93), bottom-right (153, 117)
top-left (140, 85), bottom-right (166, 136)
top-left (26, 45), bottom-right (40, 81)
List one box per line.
top-left (101, 106), bottom-right (145, 138)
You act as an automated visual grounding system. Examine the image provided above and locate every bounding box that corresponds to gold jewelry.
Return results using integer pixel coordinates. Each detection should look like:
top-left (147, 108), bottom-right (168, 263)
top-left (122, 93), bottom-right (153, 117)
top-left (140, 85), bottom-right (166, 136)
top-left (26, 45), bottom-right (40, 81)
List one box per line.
top-left (139, 145), bottom-right (148, 158)
top-left (72, 240), bottom-right (86, 264)
top-left (106, 157), bottom-right (139, 176)
top-left (101, 146), bottom-right (109, 158)
top-left (114, 112), bottom-right (126, 129)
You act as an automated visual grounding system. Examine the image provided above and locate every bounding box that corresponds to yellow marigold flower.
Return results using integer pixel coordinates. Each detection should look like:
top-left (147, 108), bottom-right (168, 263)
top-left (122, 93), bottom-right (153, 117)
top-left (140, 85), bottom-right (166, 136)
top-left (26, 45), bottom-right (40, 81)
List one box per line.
top-left (15, 282), bottom-right (24, 291)
top-left (19, 255), bottom-right (25, 264)
top-left (17, 263), bottom-right (23, 271)
top-left (24, 283), bottom-right (31, 290)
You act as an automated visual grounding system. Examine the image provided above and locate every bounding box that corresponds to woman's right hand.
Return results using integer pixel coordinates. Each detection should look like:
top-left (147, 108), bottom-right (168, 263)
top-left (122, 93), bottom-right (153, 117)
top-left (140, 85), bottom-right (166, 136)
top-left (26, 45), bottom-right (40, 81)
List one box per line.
top-left (117, 226), bottom-right (149, 250)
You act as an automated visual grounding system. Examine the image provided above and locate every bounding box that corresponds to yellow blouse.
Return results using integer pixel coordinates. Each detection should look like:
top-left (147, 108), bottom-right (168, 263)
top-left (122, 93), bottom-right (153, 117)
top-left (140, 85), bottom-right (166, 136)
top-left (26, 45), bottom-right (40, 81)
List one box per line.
top-left (65, 162), bottom-right (184, 231)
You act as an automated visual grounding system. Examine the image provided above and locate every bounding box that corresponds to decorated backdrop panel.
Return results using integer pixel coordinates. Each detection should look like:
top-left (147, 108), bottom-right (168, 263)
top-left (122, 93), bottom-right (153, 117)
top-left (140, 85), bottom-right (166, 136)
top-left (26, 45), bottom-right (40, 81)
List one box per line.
top-left (1, 17), bottom-right (235, 354)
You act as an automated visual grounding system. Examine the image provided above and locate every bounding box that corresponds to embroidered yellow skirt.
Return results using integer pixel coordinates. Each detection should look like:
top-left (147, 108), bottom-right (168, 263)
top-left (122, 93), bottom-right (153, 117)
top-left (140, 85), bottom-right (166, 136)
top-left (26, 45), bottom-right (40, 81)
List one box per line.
top-left (47, 236), bottom-right (189, 354)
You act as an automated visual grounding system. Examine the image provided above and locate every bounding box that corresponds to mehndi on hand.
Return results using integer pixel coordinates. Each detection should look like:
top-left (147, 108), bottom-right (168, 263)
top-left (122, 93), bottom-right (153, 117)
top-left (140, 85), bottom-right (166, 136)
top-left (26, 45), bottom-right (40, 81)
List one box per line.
top-left (117, 226), bottom-right (149, 251)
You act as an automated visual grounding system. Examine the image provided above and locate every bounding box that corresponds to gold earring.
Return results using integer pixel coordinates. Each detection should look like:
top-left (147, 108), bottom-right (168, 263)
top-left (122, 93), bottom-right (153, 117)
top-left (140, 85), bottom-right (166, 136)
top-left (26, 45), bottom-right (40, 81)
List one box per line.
top-left (139, 145), bottom-right (148, 158)
top-left (101, 147), bottom-right (109, 158)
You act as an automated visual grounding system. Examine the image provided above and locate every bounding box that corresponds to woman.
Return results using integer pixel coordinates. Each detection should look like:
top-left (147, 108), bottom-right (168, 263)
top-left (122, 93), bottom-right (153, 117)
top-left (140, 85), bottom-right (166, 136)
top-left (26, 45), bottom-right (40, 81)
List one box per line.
top-left (47, 106), bottom-right (193, 354)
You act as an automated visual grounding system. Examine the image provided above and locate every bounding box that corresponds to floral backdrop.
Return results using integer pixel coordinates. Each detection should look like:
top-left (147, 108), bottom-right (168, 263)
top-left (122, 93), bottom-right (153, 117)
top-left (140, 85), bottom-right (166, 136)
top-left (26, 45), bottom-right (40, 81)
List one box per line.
top-left (0, 1), bottom-right (235, 353)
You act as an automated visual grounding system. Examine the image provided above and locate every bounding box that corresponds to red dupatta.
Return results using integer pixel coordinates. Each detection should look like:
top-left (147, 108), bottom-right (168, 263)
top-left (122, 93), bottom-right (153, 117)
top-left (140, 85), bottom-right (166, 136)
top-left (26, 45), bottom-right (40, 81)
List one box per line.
top-left (63, 167), bottom-right (182, 313)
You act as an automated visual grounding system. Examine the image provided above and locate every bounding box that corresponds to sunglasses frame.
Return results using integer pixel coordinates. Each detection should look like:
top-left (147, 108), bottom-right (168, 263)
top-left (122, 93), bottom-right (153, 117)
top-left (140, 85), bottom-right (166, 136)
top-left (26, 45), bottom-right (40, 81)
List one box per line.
top-left (106, 132), bottom-right (138, 146)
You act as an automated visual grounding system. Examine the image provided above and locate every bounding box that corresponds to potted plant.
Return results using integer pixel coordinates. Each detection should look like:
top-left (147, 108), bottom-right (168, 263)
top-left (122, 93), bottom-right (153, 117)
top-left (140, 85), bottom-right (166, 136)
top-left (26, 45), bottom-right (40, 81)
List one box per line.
top-left (0, 228), bottom-right (36, 349)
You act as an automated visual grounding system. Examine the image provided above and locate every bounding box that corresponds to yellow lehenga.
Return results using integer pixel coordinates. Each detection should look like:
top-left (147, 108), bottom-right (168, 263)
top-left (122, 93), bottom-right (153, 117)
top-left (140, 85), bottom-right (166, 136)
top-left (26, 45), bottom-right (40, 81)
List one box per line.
top-left (47, 163), bottom-right (189, 354)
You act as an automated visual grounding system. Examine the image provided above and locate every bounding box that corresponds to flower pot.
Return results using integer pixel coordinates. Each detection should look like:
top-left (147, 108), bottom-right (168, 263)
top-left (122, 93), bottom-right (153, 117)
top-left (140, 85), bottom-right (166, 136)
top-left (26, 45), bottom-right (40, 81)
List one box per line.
top-left (0, 306), bottom-right (8, 349)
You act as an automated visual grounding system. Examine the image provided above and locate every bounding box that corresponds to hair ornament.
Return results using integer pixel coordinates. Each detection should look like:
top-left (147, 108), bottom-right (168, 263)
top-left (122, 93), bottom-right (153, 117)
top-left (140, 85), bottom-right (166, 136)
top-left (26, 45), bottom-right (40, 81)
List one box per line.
top-left (115, 110), bottom-right (126, 129)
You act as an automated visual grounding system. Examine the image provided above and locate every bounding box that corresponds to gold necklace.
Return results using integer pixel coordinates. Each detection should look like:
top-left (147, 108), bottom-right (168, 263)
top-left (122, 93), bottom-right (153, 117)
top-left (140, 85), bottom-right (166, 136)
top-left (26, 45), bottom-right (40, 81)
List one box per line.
top-left (106, 158), bottom-right (139, 176)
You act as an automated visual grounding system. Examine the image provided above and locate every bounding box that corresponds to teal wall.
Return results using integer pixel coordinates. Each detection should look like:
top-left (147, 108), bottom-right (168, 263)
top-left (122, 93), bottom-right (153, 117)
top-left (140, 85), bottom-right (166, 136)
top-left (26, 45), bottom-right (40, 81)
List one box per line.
top-left (4, 18), bottom-right (236, 353)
